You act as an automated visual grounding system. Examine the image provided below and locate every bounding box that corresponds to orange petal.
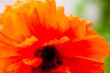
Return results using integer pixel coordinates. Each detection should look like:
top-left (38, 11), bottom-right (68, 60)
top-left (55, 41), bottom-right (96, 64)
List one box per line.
top-left (57, 35), bottom-right (109, 61)
top-left (63, 56), bottom-right (104, 73)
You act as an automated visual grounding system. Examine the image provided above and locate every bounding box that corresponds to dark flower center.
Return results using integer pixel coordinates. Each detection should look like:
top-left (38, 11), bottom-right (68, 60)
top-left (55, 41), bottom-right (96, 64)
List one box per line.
top-left (41, 46), bottom-right (56, 62)
top-left (33, 45), bottom-right (63, 71)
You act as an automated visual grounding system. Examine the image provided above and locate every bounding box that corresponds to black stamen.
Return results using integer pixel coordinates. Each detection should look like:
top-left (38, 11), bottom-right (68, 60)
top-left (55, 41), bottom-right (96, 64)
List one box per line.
top-left (41, 45), bottom-right (56, 62)
top-left (33, 45), bottom-right (63, 71)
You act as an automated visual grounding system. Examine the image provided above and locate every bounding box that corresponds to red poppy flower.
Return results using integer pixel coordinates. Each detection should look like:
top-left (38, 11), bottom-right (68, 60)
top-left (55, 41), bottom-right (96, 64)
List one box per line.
top-left (0, 0), bottom-right (110, 73)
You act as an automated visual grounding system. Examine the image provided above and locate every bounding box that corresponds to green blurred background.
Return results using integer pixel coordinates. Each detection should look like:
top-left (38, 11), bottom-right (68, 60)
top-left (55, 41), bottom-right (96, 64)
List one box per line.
top-left (74, 0), bottom-right (110, 72)
top-left (75, 0), bottom-right (110, 42)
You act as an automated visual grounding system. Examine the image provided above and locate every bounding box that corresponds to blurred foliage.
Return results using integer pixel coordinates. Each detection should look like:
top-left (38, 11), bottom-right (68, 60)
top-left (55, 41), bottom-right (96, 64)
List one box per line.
top-left (76, 0), bottom-right (110, 73)
top-left (91, 0), bottom-right (110, 73)
top-left (90, 0), bottom-right (110, 73)
top-left (91, 0), bottom-right (110, 42)
top-left (104, 57), bottom-right (110, 73)
top-left (75, 0), bottom-right (110, 42)
top-left (75, 0), bottom-right (86, 17)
